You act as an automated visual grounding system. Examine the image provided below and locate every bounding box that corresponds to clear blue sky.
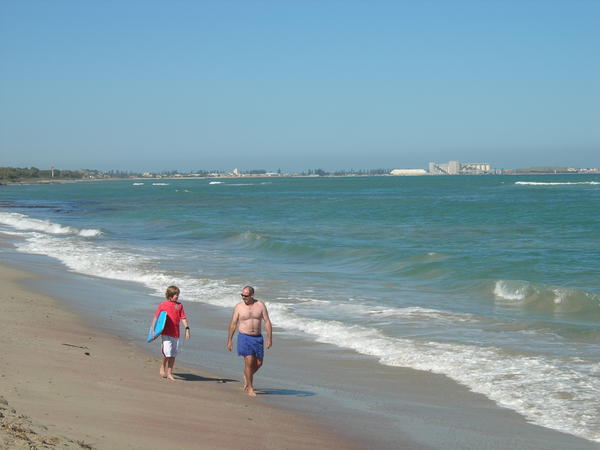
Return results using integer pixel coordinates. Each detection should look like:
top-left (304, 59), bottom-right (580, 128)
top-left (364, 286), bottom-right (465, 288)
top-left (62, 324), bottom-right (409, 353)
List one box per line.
top-left (1, 1), bottom-right (598, 172)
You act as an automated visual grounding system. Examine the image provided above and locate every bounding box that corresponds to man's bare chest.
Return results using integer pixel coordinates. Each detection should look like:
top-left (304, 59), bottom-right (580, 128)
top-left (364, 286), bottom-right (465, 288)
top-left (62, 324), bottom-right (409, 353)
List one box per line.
top-left (239, 305), bottom-right (262, 321)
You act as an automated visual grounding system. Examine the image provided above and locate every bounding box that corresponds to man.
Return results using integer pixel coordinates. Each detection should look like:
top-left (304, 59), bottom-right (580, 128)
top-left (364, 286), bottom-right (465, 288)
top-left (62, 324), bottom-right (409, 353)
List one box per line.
top-left (227, 286), bottom-right (272, 397)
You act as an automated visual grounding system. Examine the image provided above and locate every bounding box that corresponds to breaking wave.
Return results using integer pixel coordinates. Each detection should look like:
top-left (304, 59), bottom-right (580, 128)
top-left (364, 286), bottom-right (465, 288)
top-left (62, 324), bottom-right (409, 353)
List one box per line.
top-left (0, 212), bottom-right (102, 237)
top-left (493, 280), bottom-right (600, 314)
top-left (515, 181), bottom-right (600, 186)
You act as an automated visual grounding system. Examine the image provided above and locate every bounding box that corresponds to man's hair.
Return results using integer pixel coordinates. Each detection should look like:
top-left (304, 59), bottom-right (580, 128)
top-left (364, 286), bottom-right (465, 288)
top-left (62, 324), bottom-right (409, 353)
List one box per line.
top-left (243, 285), bottom-right (254, 295)
top-left (165, 285), bottom-right (180, 299)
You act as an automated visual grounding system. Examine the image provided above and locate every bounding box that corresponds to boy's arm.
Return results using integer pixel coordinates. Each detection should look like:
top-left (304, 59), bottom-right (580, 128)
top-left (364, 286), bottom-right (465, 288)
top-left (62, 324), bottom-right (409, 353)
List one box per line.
top-left (262, 303), bottom-right (273, 349)
top-left (182, 318), bottom-right (190, 339)
top-left (227, 307), bottom-right (239, 351)
top-left (150, 303), bottom-right (160, 332)
top-left (149, 313), bottom-right (159, 339)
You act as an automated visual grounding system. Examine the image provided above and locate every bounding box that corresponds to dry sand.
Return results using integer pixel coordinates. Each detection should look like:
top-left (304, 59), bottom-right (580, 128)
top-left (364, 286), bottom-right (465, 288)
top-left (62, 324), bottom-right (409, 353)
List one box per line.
top-left (0, 264), bottom-right (363, 449)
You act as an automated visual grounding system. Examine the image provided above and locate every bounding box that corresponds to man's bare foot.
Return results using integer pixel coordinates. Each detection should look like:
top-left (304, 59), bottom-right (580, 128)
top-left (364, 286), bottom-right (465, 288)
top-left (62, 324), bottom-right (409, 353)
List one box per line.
top-left (247, 389), bottom-right (257, 397)
top-left (167, 374), bottom-right (176, 381)
top-left (159, 368), bottom-right (166, 378)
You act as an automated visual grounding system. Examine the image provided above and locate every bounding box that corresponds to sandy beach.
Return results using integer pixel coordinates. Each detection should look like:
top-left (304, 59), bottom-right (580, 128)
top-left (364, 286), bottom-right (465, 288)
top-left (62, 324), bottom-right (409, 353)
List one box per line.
top-left (0, 264), bottom-right (367, 450)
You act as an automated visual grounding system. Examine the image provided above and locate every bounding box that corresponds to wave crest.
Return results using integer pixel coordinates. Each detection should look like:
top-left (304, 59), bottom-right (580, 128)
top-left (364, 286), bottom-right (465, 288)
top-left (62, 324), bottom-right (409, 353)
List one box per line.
top-left (493, 280), bottom-right (600, 314)
top-left (515, 181), bottom-right (600, 186)
top-left (0, 212), bottom-right (102, 237)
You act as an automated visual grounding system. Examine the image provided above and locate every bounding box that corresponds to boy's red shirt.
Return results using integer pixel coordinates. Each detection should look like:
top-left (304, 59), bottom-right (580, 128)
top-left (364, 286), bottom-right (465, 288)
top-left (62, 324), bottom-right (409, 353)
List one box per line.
top-left (154, 300), bottom-right (186, 338)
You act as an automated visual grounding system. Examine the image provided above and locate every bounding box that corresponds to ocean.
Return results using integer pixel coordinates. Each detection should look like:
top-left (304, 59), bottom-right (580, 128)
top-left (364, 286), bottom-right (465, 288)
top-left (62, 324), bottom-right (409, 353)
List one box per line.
top-left (1, 175), bottom-right (599, 444)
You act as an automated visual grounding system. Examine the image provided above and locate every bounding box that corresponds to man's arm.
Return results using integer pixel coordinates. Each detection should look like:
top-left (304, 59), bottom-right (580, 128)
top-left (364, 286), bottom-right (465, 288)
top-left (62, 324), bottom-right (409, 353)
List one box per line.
top-left (262, 303), bottom-right (272, 349)
top-left (227, 307), bottom-right (239, 351)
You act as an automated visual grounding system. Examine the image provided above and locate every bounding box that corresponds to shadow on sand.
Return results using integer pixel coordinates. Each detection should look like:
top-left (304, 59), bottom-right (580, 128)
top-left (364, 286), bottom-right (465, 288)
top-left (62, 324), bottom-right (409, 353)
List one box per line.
top-left (174, 373), bottom-right (236, 383)
top-left (254, 388), bottom-right (315, 397)
top-left (173, 374), bottom-right (315, 396)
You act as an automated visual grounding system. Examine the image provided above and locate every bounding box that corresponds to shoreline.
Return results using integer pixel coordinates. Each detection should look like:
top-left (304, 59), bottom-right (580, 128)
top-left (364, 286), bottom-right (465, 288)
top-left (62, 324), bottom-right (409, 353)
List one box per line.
top-left (2, 171), bottom-right (600, 186)
top-left (0, 263), bottom-right (368, 449)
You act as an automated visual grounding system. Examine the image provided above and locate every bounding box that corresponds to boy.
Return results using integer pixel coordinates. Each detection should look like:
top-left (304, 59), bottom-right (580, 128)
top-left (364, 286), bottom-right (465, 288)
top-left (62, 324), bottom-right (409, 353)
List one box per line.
top-left (152, 285), bottom-right (190, 380)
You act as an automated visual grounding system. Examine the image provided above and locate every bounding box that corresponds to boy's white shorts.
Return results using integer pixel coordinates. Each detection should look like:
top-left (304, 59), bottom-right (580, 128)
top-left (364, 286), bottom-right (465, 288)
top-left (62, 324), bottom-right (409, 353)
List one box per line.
top-left (161, 335), bottom-right (179, 357)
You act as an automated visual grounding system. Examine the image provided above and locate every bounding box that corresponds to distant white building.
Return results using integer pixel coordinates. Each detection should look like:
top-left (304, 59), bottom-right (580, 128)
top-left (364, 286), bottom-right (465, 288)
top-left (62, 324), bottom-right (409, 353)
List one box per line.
top-left (462, 162), bottom-right (491, 173)
top-left (429, 161), bottom-right (492, 175)
top-left (231, 168), bottom-right (241, 176)
top-left (390, 169), bottom-right (428, 176)
top-left (448, 160), bottom-right (461, 175)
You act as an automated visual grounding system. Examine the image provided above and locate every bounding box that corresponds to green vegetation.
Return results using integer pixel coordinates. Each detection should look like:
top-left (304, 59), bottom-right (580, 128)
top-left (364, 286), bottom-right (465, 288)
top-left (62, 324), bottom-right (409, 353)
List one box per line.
top-left (0, 167), bottom-right (146, 182)
top-left (0, 167), bottom-right (85, 182)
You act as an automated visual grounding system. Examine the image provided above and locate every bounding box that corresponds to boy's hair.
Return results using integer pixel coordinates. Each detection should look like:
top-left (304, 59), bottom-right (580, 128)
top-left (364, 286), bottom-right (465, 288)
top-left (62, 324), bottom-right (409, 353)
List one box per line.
top-left (165, 285), bottom-right (180, 299)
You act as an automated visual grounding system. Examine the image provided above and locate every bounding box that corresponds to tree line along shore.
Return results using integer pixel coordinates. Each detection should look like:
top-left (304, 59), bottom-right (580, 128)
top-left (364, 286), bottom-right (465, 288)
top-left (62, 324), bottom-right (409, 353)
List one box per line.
top-left (0, 166), bottom-right (392, 183)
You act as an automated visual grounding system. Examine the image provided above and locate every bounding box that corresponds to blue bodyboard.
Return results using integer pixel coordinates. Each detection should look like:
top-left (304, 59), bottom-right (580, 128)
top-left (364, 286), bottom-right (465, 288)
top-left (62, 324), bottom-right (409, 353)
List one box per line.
top-left (147, 310), bottom-right (167, 342)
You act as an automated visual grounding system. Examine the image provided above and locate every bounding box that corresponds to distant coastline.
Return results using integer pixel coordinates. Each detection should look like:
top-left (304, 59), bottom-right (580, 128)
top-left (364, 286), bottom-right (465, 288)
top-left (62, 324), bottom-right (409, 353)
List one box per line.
top-left (1, 165), bottom-right (599, 185)
top-left (3, 171), bottom-right (600, 186)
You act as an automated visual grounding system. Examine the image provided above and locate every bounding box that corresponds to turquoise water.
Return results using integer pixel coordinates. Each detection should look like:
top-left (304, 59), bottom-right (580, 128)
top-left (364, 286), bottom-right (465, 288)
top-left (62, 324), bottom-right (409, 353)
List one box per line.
top-left (1, 175), bottom-right (599, 442)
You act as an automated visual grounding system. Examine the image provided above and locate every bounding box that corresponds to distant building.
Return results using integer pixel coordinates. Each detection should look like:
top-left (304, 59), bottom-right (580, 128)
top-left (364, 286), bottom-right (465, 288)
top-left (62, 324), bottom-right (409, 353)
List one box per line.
top-left (428, 160), bottom-right (492, 175)
top-left (448, 160), bottom-right (460, 175)
top-left (461, 162), bottom-right (491, 173)
top-left (231, 168), bottom-right (241, 176)
top-left (390, 169), bottom-right (428, 176)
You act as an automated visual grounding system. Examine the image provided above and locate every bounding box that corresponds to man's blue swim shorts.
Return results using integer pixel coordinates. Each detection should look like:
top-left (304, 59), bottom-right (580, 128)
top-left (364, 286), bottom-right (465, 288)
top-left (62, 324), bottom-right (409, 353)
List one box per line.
top-left (237, 333), bottom-right (264, 359)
